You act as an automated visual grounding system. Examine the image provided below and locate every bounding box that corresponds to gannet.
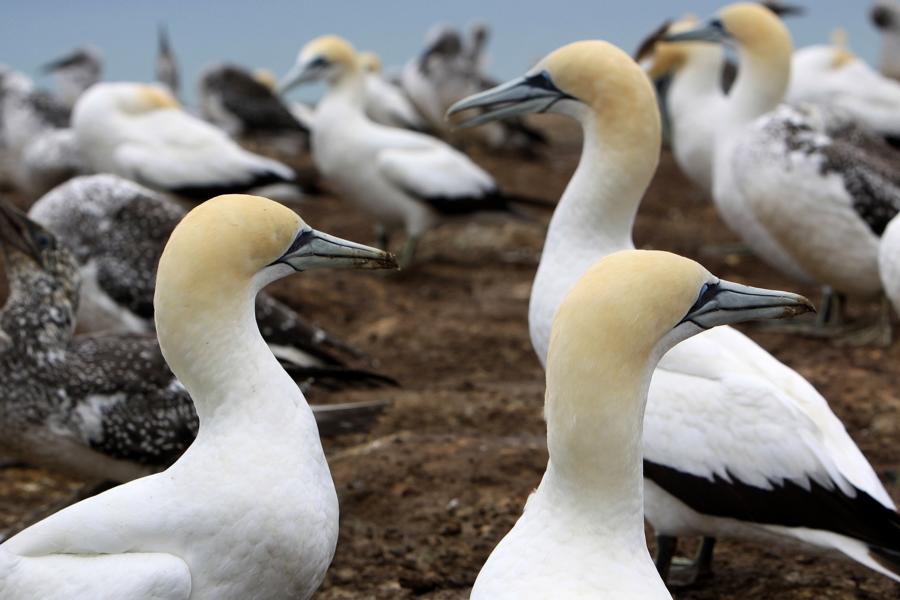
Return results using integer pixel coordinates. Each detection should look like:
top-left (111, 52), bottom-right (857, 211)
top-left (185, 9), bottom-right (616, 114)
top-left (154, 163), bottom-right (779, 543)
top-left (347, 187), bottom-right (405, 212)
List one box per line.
top-left (0, 200), bottom-right (391, 495)
top-left (278, 35), bottom-right (549, 267)
top-left (473, 249), bottom-right (812, 600)
top-left (155, 25), bottom-right (180, 99)
top-left (666, 3), bottom-right (900, 342)
top-left (449, 39), bottom-right (900, 583)
top-left (358, 51), bottom-right (429, 131)
top-left (198, 64), bottom-right (309, 140)
top-left (0, 67), bottom-right (83, 197)
top-left (399, 25), bottom-right (546, 154)
top-left (873, 0), bottom-right (900, 81)
top-left (0, 194), bottom-right (397, 599)
top-left (72, 82), bottom-right (299, 201)
top-left (880, 215), bottom-right (900, 316)
top-left (41, 46), bottom-right (103, 109)
top-left (787, 32), bottom-right (900, 145)
top-left (29, 174), bottom-right (384, 376)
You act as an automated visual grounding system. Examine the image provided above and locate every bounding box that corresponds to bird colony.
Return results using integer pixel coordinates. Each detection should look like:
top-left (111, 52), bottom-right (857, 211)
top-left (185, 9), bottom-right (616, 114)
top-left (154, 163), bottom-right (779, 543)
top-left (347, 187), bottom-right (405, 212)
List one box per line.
top-left (0, 3), bottom-right (899, 599)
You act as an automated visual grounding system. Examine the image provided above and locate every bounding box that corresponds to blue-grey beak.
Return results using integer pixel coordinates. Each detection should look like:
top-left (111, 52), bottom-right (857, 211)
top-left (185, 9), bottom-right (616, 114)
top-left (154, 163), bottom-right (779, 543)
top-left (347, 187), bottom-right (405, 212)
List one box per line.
top-left (680, 279), bottom-right (814, 329)
top-left (275, 228), bottom-right (398, 272)
top-left (277, 59), bottom-right (329, 95)
top-left (664, 18), bottom-right (732, 45)
top-left (446, 71), bottom-right (573, 129)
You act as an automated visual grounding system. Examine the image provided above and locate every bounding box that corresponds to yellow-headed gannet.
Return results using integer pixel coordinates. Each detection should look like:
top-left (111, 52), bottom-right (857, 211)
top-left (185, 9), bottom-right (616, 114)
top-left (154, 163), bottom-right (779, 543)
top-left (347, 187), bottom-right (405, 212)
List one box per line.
top-left (449, 38), bottom-right (900, 584)
top-left (72, 82), bottom-right (301, 201)
top-left (29, 174), bottom-right (391, 382)
top-left (873, 0), bottom-right (900, 81)
top-left (666, 3), bottom-right (900, 342)
top-left (0, 67), bottom-right (84, 197)
top-left (358, 51), bottom-right (429, 131)
top-left (472, 249), bottom-right (813, 600)
top-left (0, 200), bottom-right (390, 503)
top-left (0, 194), bottom-right (397, 599)
top-left (278, 35), bottom-right (550, 267)
top-left (155, 25), bottom-right (180, 99)
top-left (41, 46), bottom-right (103, 110)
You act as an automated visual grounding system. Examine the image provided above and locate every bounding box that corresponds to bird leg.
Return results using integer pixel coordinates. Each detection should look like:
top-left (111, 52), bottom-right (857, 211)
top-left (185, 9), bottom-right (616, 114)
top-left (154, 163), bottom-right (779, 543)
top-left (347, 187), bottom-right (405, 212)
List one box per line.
top-left (664, 537), bottom-right (717, 586)
top-left (654, 534), bottom-right (678, 581)
top-left (398, 235), bottom-right (420, 270)
top-left (834, 295), bottom-right (893, 347)
top-left (375, 224), bottom-right (391, 251)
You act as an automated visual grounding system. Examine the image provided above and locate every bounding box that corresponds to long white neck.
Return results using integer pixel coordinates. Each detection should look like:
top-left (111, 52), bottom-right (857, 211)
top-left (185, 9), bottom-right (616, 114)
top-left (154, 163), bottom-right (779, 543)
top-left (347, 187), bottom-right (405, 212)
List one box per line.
top-left (668, 49), bottom-right (726, 114)
top-left (538, 339), bottom-right (656, 549)
top-left (320, 69), bottom-right (367, 116)
top-left (724, 42), bottom-right (791, 131)
top-left (155, 272), bottom-right (312, 432)
top-left (529, 112), bottom-right (660, 365)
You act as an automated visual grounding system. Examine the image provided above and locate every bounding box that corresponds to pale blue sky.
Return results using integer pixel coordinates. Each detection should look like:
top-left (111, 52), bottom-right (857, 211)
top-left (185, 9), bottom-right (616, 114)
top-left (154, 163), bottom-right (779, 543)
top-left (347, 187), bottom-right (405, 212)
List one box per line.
top-left (0, 1), bottom-right (883, 103)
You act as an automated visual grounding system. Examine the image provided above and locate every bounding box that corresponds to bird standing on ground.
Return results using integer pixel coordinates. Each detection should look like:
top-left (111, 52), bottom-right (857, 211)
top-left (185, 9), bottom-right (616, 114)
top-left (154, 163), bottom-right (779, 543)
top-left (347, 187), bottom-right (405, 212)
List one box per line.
top-left (0, 194), bottom-right (397, 599)
top-left (450, 38), bottom-right (900, 584)
top-left (665, 3), bottom-right (900, 343)
top-left (72, 82), bottom-right (300, 201)
top-left (279, 35), bottom-right (549, 268)
top-left (471, 249), bottom-right (813, 600)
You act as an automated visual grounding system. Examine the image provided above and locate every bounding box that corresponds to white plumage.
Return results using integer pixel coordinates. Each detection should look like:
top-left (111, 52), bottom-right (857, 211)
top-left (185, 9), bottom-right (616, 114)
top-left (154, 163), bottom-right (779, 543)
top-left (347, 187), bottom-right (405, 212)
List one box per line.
top-left (880, 215), bottom-right (900, 314)
top-left (72, 82), bottom-right (295, 200)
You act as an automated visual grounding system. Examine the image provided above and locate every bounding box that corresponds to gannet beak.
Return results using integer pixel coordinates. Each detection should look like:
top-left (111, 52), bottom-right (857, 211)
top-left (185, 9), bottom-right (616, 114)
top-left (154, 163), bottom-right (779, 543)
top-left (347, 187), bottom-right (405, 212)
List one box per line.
top-left (679, 279), bottom-right (815, 329)
top-left (274, 228), bottom-right (398, 272)
top-left (277, 61), bottom-right (321, 95)
top-left (663, 19), bottom-right (731, 45)
top-left (446, 71), bottom-right (573, 129)
top-left (0, 202), bottom-right (47, 264)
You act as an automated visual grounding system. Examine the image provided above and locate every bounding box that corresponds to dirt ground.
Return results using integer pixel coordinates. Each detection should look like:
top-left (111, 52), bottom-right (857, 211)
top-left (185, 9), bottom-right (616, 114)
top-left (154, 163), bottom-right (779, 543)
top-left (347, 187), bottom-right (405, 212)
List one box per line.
top-left (1, 119), bottom-right (899, 599)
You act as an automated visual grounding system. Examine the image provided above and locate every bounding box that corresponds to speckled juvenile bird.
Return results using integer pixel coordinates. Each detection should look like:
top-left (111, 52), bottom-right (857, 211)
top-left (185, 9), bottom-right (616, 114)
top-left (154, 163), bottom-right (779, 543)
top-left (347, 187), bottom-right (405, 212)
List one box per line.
top-left (0, 201), bottom-right (389, 487)
top-left (30, 174), bottom-right (375, 373)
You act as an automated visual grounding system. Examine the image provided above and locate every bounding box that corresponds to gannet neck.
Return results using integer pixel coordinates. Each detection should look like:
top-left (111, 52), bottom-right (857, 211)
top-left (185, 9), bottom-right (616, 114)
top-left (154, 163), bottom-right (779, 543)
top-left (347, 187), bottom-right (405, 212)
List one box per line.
top-left (726, 30), bottom-right (792, 127)
top-left (530, 109), bottom-right (660, 363)
top-left (540, 359), bottom-right (651, 544)
top-left (328, 68), bottom-right (366, 111)
top-left (668, 47), bottom-right (726, 111)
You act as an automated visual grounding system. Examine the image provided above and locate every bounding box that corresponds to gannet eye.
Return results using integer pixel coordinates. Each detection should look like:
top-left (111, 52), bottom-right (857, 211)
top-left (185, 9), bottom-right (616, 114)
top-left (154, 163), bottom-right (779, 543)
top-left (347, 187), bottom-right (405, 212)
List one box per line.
top-left (710, 19), bottom-right (726, 33)
top-left (308, 56), bottom-right (329, 69)
top-left (283, 229), bottom-right (315, 255)
top-left (685, 280), bottom-right (721, 317)
top-left (525, 71), bottom-right (562, 94)
top-left (33, 230), bottom-right (55, 251)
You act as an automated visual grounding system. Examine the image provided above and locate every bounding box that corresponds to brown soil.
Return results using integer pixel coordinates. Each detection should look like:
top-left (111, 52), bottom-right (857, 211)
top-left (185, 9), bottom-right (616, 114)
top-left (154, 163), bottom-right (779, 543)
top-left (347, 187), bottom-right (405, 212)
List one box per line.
top-left (1, 119), bottom-right (899, 598)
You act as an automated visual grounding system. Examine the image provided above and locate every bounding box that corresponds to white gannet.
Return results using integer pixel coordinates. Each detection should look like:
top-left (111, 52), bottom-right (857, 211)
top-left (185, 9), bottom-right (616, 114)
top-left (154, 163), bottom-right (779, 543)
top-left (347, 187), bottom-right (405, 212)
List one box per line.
top-left (0, 67), bottom-right (84, 197)
top-left (666, 3), bottom-right (900, 342)
top-left (358, 51), bottom-right (429, 131)
top-left (72, 82), bottom-right (299, 201)
top-left (41, 46), bottom-right (103, 109)
top-left (787, 32), bottom-right (900, 146)
top-left (278, 35), bottom-right (550, 267)
top-left (473, 250), bottom-right (812, 600)
top-left (29, 174), bottom-right (390, 379)
top-left (155, 25), bottom-right (180, 99)
top-left (873, 0), bottom-right (900, 81)
top-left (0, 194), bottom-right (397, 599)
top-left (0, 200), bottom-right (391, 495)
top-left (449, 39), bottom-right (900, 583)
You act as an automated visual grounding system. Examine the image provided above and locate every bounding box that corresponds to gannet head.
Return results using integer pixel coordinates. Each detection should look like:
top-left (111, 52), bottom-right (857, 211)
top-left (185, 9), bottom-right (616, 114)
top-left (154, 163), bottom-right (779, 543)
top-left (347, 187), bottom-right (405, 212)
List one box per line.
top-left (635, 16), bottom-right (719, 80)
top-left (74, 82), bottom-right (179, 122)
top-left (41, 46), bottom-right (103, 78)
top-left (278, 35), bottom-right (359, 93)
top-left (358, 52), bottom-right (383, 74)
top-left (550, 250), bottom-right (814, 369)
top-left (446, 40), bottom-right (659, 143)
top-left (252, 68), bottom-right (278, 91)
top-left (662, 3), bottom-right (792, 59)
top-left (829, 29), bottom-right (856, 68)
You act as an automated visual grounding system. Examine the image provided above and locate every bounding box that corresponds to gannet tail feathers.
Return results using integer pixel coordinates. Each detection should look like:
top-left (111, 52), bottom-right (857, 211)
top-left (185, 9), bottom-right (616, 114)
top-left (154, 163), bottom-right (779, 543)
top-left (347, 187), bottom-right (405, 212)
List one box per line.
top-left (310, 399), bottom-right (391, 437)
top-left (420, 190), bottom-right (554, 217)
top-left (167, 162), bottom-right (295, 201)
top-left (280, 362), bottom-right (398, 391)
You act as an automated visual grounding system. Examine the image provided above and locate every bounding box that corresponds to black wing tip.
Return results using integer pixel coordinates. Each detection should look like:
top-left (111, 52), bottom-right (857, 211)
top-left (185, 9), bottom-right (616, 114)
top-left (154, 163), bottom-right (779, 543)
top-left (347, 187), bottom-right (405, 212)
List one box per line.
top-left (167, 169), bottom-right (295, 201)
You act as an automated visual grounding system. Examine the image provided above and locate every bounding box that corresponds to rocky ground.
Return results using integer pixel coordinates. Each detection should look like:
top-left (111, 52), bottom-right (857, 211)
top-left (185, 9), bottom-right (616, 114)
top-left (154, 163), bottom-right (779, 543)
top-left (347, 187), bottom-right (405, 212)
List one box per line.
top-left (1, 119), bottom-right (898, 598)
